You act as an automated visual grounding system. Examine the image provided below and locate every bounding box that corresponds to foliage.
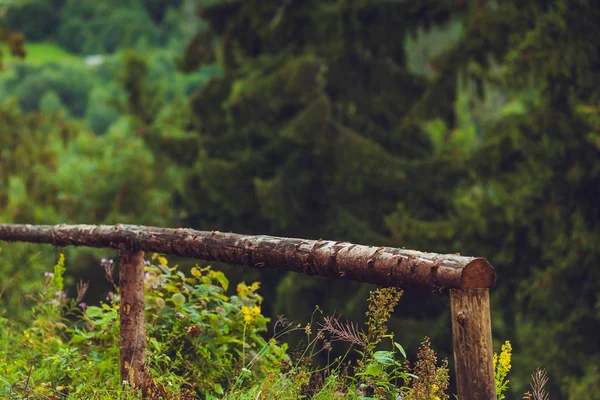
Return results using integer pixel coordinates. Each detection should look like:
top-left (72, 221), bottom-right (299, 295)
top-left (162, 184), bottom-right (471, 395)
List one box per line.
top-left (0, 102), bottom-right (180, 320)
top-left (406, 337), bottom-right (449, 400)
top-left (1, 62), bottom-right (93, 117)
top-left (85, 86), bottom-right (120, 135)
top-left (161, 1), bottom-right (600, 395)
top-left (0, 15), bottom-right (25, 69)
top-left (141, 254), bottom-right (287, 397)
top-left (58, 4), bottom-right (159, 54)
top-left (494, 341), bottom-right (512, 400)
top-left (130, 1), bottom-right (467, 345)
top-left (1, 255), bottom-right (453, 399)
top-left (2, 0), bottom-right (58, 42)
top-left (228, 286), bottom-right (450, 399)
top-left (523, 368), bottom-right (551, 400)
top-left (383, 2), bottom-right (600, 397)
top-left (2, 0), bottom-right (192, 55)
top-left (2, 0), bottom-right (599, 397)
top-left (0, 254), bottom-right (286, 398)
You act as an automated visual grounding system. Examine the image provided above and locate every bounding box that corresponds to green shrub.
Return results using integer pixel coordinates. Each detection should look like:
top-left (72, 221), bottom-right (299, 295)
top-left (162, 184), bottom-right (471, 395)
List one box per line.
top-left (11, 64), bottom-right (93, 117)
top-left (0, 252), bottom-right (462, 399)
top-left (39, 90), bottom-right (68, 115)
top-left (0, 253), bottom-right (287, 398)
top-left (3, 0), bottom-right (59, 41)
top-left (57, 2), bottom-right (160, 54)
top-left (84, 87), bottom-right (120, 134)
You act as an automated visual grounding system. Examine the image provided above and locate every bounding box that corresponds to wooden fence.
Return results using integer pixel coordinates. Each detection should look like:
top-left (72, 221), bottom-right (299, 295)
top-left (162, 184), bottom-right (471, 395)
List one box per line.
top-left (0, 223), bottom-right (497, 399)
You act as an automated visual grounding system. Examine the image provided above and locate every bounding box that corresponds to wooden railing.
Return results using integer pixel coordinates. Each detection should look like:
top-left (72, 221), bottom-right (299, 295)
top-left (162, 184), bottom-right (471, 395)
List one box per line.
top-left (0, 223), bottom-right (497, 399)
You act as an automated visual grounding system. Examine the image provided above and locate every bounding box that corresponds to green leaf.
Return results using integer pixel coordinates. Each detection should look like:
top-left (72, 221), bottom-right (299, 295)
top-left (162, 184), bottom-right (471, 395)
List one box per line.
top-left (394, 342), bottom-right (407, 359)
top-left (365, 363), bottom-right (383, 376)
top-left (171, 293), bottom-right (186, 305)
top-left (212, 271), bottom-right (229, 291)
top-left (85, 306), bottom-right (103, 318)
top-left (214, 383), bottom-right (224, 395)
top-left (373, 351), bottom-right (395, 365)
top-left (157, 263), bottom-right (171, 275)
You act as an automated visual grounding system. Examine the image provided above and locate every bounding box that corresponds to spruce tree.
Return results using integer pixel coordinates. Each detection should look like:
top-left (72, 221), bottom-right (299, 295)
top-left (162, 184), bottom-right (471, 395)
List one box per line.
top-left (386, 1), bottom-right (600, 397)
top-left (145, 1), bottom-right (600, 396)
top-left (145, 0), bottom-right (466, 328)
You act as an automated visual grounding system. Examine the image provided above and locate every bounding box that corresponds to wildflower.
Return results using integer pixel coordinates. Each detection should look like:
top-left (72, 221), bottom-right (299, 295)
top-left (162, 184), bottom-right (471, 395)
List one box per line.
top-left (176, 312), bottom-right (185, 319)
top-left (409, 337), bottom-right (450, 400)
top-left (241, 305), bottom-right (261, 323)
top-left (79, 302), bottom-right (88, 312)
top-left (102, 258), bottom-right (116, 286)
top-left (305, 323), bottom-right (312, 336)
top-left (144, 260), bottom-right (151, 265)
top-left (237, 281), bottom-right (260, 297)
top-left (319, 314), bottom-right (366, 347)
top-left (528, 368), bottom-right (550, 400)
top-left (494, 340), bottom-right (512, 399)
top-left (44, 272), bottom-right (54, 278)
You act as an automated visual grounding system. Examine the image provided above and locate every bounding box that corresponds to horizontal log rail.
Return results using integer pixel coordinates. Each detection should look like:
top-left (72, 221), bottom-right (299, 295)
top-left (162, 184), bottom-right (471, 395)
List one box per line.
top-left (0, 223), bottom-right (495, 292)
top-left (0, 223), bottom-right (497, 399)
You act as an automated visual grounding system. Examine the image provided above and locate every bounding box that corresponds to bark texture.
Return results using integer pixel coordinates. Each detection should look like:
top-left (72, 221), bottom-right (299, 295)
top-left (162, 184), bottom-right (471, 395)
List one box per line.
top-left (450, 288), bottom-right (496, 400)
top-left (0, 223), bottom-right (495, 291)
top-left (119, 247), bottom-right (146, 388)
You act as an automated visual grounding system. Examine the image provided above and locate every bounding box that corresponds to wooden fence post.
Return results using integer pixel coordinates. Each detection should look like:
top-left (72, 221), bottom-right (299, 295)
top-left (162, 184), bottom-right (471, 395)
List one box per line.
top-left (118, 247), bottom-right (147, 388)
top-left (450, 288), bottom-right (496, 400)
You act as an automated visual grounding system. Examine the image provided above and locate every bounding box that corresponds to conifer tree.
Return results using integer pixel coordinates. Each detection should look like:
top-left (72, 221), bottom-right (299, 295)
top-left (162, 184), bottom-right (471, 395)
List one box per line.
top-left (386, 1), bottom-right (600, 397)
top-left (142, 0), bottom-right (467, 329)
top-left (146, 1), bottom-right (600, 396)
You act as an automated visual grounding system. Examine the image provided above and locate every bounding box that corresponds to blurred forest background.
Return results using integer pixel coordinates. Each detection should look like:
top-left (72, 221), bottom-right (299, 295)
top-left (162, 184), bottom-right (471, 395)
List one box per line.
top-left (1, 0), bottom-right (599, 398)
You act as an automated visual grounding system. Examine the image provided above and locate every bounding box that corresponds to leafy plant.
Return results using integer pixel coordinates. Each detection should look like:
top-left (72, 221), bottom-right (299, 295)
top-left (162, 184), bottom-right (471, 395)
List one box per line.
top-left (494, 340), bottom-right (512, 399)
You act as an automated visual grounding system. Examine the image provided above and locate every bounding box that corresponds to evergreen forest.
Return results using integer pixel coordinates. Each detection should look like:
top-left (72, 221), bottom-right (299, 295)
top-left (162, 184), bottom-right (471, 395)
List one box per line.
top-left (1, 0), bottom-right (599, 399)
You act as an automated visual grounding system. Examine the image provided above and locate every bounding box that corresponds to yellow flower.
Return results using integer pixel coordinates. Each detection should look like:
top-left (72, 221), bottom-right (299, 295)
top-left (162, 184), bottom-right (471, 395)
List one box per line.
top-left (237, 283), bottom-right (248, 297)
top-left (191, 267), bottom-right (202, 277)
top-left (241, 305), bottom-right (261, 324)
top-left (494, 340), bottom-right (512, 397)
top-left (237, 281), bottom-right (261, 297)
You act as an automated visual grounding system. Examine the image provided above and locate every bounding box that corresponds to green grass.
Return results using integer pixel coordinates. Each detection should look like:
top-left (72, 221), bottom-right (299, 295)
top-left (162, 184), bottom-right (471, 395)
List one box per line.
top-left (3, 42), bottom-right (82, 66)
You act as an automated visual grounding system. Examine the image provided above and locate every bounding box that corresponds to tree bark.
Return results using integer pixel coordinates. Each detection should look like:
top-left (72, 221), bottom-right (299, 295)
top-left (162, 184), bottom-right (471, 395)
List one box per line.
top-left (450, 288), bottom-right (496, 400)
top-left (118, 247), bottom-right (146, 388)
top-left (0, 223), bottom-right (495, 292)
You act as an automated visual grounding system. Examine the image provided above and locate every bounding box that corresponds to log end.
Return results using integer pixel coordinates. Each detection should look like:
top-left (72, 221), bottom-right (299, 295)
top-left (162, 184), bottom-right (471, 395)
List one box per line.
top-left (460, 258), bottom-right (496, 289)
